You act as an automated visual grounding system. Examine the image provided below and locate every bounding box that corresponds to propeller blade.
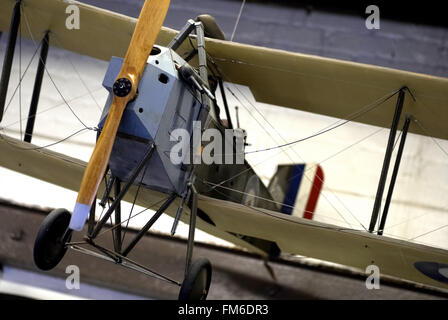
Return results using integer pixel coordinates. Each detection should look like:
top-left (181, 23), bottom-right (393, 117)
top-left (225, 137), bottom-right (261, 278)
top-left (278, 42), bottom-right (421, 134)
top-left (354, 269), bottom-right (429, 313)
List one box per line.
top-left (69, 0), bottom-right (170, 231)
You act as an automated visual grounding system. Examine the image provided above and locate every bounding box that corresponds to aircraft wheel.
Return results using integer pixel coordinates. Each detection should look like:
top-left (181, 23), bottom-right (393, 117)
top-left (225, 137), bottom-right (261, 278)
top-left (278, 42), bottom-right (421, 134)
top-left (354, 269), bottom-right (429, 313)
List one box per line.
top-left (178, 258), bottom-right (212, 301)
top-left (34, 208), bottom-right (72, 271)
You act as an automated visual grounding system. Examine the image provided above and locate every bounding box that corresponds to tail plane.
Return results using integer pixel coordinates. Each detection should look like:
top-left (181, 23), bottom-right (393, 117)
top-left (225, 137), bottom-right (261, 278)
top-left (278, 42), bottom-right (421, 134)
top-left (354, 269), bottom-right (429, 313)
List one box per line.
top-left (268, 164), bottom-right (324, 220)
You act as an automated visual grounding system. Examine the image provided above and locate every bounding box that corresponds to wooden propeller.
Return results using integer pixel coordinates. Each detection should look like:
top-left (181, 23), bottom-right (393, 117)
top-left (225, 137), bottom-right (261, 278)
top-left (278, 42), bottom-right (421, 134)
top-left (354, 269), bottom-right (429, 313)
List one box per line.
top-left (69, 0), bottom-right (170, 231)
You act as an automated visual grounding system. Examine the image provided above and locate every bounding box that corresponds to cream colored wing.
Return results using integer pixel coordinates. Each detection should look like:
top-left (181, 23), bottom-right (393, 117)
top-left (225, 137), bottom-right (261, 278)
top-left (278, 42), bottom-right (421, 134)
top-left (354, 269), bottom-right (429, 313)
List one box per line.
top-left (198, 195), bottom-right (448, 290)
top-left (1, 0), bottom-right (447, 139)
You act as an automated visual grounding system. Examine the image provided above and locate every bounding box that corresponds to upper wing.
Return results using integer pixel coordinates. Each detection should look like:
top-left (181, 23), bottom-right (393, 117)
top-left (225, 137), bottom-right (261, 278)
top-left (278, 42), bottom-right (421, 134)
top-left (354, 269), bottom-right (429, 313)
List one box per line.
top-left (198, 195), bottom-right (448, 290)
top-left (2, 0), bottom-right (447, 140)
top-left (0, 134), bottom-right (269, 257)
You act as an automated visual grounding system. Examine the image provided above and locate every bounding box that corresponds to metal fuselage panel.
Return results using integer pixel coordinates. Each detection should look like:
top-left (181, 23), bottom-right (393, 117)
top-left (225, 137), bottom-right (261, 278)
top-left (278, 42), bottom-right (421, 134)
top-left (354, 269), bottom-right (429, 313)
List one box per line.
top-left (99, 46), bottom-right (276, 213)
top-left (99, 47), bottom-right (199, 196)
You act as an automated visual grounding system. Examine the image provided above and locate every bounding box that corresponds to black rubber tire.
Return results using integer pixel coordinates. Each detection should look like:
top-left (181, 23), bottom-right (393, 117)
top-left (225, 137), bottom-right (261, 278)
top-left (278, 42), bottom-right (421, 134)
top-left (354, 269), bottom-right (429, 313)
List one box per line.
top-left (33, 208), bottom-right (72, 271)
top-left (178, 258), bottom-right (212, 301)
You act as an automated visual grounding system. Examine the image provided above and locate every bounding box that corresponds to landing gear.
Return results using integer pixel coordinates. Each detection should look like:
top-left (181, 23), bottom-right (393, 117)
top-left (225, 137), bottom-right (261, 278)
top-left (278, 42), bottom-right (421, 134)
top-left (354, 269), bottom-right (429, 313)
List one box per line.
top-left (31, 15), bottom-right (221, 297)
top-left (33, 208), bottom-right (72, 270)
top-left (179, 258), bottom-right (212, 301)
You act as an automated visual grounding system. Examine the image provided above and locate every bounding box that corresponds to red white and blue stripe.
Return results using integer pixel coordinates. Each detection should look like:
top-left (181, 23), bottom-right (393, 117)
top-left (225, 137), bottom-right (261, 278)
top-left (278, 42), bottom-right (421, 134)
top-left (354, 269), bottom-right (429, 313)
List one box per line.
top-left (280, 164), bottom-right (324, 220)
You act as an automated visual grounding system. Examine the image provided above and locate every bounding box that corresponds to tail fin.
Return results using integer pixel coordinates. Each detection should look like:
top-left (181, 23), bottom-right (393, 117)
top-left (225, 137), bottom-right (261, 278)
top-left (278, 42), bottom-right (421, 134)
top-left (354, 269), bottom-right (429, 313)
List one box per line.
top-left (267, 164), bottom-right (324, 220)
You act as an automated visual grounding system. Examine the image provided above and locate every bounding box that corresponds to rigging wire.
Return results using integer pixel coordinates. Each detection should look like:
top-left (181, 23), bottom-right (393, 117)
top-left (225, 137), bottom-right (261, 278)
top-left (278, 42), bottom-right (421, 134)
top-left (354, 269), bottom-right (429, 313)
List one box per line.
top-left (3, 40), bottom-right (42, 115)
top-left (240, 89), bottom-right (400, 155)
top-left (196, 90), bottom-right (384, 192)
top-left (185, 37), bottom-right (404, 232)
top-left (42, 60), bottom-right (94, 130)
top-left (0, 127), bottom-right (92, 151)
top-left (202, 38), bottom-right (399, 162)
top-left (21, 10), bottom-right (95, 131)
top-left (230, 0), bottom-right (246, 41)
top-left (52, 36), bottom-right (103, 113)
top-left (409, 93), bottom-right (448, 158)
top-left (223, 84), bottom-right (399, 231)
top-left (384, 211), bottom-right (433, 231)
top-left (229, 89), bottom-right (390, 229)
top-left (206, 181), bottom-right (366, 233)
top-left (410, 223), bottom-right (448, 241)
top-left (121, 152), bottom-right (152, 244)
top-left (413, 117), bottom-right (448, 159)
top-left (2, 87), bottom-right (104, 129)
top-left (274, 127), bottom-right (386, 225)
top-left (227, 80), bottom-right (400, 229)
top-left (198, 178), bottom-right (362, 228)
top-left (209, 173), bottom-right (445, 252)
top-left (188, 30), bottom-right (397, 158)
top-left (308, 127), bottom-right (384, 170)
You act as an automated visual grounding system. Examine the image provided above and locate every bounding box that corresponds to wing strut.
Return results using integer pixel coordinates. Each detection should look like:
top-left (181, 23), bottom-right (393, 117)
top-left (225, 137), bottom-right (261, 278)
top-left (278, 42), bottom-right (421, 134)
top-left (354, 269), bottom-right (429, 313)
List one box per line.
top-left (369, 87), bottom-right (406, 232)
top-left (0, 0), bottom-right (21, 122)
top-left (378, 115), bottom-right (413, 235)
top-left (24, 31), bottom-right (50, 143)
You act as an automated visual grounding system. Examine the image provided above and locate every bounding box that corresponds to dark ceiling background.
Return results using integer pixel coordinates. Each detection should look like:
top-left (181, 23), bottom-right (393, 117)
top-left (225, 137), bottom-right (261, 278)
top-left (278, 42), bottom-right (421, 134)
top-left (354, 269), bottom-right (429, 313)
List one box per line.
top-left (236, 1), bottom-right (448, 27)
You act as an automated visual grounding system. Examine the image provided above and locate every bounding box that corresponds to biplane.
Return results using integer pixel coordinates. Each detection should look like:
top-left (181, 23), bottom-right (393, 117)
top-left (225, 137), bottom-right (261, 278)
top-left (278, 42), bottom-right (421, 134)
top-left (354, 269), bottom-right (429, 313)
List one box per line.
top-left (0, 0), bottom-right (447, 300)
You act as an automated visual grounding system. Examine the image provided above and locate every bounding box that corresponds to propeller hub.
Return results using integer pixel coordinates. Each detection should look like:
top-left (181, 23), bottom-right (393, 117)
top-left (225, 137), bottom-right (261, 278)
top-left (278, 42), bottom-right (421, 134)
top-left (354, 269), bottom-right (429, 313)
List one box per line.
top-left (113, 78), bottom-right (132, 97)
